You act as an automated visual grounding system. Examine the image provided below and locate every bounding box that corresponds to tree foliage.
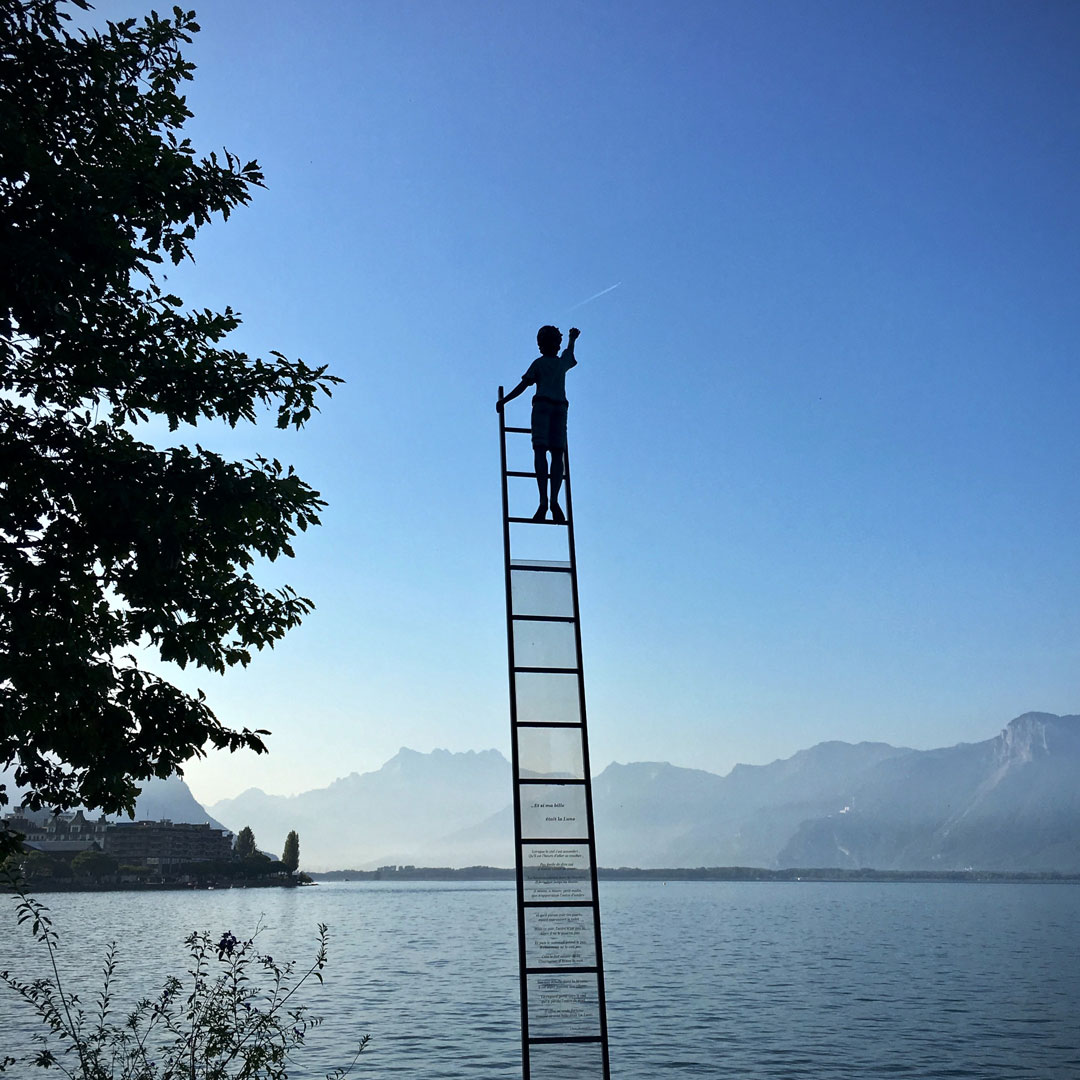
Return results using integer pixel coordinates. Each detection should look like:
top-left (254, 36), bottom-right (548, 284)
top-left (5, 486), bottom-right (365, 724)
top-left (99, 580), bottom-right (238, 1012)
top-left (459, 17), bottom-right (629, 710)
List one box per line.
top-left (13, 849), bottom-right (59, 881)
top-left (234, 825), bottom-right (256, 858)
top-left (281, 829), bottom-right (299, 874)
top-left (0, 0), bottom-right (340, 855)
top-left (70, 849), bottom-right (117, 878)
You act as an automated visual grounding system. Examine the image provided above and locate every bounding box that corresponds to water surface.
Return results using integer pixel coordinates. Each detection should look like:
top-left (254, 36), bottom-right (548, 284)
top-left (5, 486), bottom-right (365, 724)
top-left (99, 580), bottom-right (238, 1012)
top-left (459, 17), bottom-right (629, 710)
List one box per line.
top-left (1, 881), bottom-right (1077, 1077)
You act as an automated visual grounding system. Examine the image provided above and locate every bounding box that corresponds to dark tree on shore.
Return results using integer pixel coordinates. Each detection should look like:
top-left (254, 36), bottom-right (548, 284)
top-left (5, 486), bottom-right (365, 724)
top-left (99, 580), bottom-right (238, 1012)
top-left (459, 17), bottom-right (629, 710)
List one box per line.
top-left (282, 830), bottom-right (300, 874)
top-left (234, 826), bottom-right (257, 859)
top-left (0, 0), bottom-right (340, 857)
top-left (71, 850), bottom-right (119, 879)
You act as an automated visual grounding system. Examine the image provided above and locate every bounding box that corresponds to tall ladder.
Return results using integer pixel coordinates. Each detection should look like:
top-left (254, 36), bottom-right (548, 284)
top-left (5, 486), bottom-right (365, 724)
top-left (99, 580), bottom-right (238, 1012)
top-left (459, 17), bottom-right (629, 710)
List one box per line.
top-left (497, 387), bottom-right (612, 1080)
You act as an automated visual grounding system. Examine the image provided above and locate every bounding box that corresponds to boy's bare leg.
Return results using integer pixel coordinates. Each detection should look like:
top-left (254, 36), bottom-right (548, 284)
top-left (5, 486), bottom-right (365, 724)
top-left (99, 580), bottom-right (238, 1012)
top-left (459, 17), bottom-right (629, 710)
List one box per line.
top-left (549, 450), bottom-right (565, 523)
top-left (533, 448), bottom-right (549, 520)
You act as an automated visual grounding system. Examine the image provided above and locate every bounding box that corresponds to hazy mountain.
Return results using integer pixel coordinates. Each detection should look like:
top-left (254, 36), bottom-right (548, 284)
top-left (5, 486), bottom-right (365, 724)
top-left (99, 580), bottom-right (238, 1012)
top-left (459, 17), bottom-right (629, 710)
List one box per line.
top-left (0, 771), bottom-right (228, 833)
top-left (778, 712), bottom-right (1080, 870)
top-left (203, 712), bottom-right (1080, 872)
top-left (584, 714), bottom-right (1080, 869)
top-left (591, 739), bottom-right (911, 868)
top-left (208, 748), bottom-right (511, 870)
top-left (12, 712), bottom-right (1075, 871)
top-left (131, 774), bottom-right (231, 833)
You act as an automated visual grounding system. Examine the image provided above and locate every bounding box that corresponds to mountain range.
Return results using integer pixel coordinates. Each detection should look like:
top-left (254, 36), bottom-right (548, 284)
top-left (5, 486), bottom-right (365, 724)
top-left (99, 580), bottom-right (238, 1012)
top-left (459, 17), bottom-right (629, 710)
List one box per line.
top-left (0, 772), bottom-right (230, 834)
top-left (201, 712), bottom-right (1080, 873)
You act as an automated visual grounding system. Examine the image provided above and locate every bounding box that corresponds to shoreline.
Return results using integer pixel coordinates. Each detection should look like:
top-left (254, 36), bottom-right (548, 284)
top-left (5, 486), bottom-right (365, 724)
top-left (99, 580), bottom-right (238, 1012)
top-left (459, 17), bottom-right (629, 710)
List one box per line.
top-left (11, 869), bottom-right (1078, 892)
top-left (307, 866), bottom-right (1080, 884)
top-left (2, 878), bottom-right (301, 893)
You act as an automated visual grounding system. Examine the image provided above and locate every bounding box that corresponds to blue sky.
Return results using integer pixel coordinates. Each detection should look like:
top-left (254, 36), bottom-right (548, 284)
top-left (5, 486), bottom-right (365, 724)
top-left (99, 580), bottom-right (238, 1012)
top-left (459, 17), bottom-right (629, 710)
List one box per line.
top-left (83, 0), bottom-right (1080, 802)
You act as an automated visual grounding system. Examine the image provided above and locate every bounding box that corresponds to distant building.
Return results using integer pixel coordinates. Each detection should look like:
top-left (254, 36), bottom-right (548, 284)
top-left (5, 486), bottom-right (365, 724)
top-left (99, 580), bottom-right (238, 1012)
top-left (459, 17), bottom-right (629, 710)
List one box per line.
top-left (3, 809), bottom-right (109, 845)
top-left (24, 839), bottom-right (98, 857)
top-left (103, 820), bottom-right (232, 868)
top-left (2, 813), bottom-right (39, 840)
top-left (3, 812), bottom-right (233, 871)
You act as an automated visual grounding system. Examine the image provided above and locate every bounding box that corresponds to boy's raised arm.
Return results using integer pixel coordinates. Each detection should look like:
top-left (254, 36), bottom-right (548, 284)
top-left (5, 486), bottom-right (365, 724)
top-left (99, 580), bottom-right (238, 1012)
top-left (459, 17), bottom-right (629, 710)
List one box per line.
top-left (562, 326), bottom-right (580, 364)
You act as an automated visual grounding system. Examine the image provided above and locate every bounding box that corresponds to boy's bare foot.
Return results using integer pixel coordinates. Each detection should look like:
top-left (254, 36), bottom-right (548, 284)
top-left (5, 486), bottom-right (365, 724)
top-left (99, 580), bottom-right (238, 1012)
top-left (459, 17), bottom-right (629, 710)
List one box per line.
top-left (532, 504), bottom-right (548, 522)
top-left (551, 503), bottom-right (565, 524)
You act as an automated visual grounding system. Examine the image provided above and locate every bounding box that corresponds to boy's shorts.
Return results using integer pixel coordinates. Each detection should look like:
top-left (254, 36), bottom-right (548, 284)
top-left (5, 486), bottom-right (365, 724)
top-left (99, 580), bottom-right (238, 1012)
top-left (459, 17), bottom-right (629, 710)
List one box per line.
top-left (531, 396), bottom-right (568, 451)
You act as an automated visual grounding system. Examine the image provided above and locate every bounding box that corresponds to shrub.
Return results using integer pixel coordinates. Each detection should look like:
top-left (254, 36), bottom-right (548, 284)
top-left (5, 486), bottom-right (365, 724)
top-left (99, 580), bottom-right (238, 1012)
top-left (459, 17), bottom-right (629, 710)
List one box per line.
top-left (1, 887), bottom-right (368, 1078)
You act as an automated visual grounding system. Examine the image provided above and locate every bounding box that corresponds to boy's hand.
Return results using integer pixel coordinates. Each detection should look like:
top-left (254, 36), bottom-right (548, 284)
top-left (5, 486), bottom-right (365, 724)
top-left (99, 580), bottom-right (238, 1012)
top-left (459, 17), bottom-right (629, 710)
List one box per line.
top-left (568, 327), bottom-right (581, 341)
top-left (495, 397), bottom-right (504, 413)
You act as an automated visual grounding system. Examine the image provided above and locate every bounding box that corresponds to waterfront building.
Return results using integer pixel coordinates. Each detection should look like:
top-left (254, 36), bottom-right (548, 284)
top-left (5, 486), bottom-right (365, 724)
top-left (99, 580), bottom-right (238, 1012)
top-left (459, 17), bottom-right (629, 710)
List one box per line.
top-left (2, 809), bottom-right (109, 844)
top-left (103, 820), bottom-right (233, 868)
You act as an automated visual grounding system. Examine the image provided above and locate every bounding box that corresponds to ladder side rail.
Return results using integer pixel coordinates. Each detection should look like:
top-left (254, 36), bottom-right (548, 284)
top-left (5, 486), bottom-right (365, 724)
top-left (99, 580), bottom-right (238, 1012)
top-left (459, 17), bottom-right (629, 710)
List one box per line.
top-left (562, 447), bottom-right (613, 1080)
top-left (498, 385), bottom-right (532, 1077)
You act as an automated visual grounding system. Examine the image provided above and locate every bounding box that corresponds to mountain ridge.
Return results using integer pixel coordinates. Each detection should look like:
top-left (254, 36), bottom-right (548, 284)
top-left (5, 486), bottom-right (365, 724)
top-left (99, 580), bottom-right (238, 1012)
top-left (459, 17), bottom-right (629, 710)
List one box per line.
top-left (202, 712), bottom-right (1080, 872)
top-left (0, 773), bottom-right (230, 835)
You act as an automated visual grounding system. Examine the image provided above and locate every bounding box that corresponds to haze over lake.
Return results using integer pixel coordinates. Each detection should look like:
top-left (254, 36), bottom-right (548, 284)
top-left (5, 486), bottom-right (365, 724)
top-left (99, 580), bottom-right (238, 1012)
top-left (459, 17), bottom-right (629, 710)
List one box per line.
top-left (2, 880), bottom-right (1077, 1078)
top-left (193, 712), bottom-right (1080, 872)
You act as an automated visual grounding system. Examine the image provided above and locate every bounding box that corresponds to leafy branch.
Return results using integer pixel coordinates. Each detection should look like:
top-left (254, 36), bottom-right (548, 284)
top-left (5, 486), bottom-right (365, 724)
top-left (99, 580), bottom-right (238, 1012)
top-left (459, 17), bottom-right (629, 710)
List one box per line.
top-left (1, 879), bottom-right (369, 1079)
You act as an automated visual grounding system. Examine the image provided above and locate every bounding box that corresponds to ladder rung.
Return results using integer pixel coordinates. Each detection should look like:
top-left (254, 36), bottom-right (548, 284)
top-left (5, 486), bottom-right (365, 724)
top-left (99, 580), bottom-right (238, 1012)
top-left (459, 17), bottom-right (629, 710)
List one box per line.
top-left (525, 965), bottom-right (598, 975)
top-left (523, 900), bottom-right (595, 908)
top-left (509, 562), bottom-right (571, 573)
top-left (522, 836), bottom-right (591, 844)
top-left (507, 516), bottom-right (568, 526)
top-left (518, 777), bottom-right (586, 785)
top-left (506, 470), bottom-right (538, 478)
top-left (528, 1036), bottom-right (604, 1045)
top-left (513, 666), bottom-right (580, 674)
top-left (505, 426), bottom-right (531, 433)
top-left (514, 721), bottom-right (582, 729)
top-left (512, 614), bottom-right (575, 623)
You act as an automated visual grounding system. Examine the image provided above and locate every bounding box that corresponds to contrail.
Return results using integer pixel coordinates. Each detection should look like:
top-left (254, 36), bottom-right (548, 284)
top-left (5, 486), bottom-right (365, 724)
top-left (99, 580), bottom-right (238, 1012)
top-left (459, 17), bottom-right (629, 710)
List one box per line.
top-left (567, 281), bottom-right (622, 312)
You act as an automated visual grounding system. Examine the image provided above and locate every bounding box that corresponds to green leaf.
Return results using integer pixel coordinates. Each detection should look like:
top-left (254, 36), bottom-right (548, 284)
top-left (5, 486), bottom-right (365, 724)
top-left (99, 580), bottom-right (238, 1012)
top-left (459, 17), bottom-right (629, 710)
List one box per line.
top-left (0, 0), bottom-right (343, 829)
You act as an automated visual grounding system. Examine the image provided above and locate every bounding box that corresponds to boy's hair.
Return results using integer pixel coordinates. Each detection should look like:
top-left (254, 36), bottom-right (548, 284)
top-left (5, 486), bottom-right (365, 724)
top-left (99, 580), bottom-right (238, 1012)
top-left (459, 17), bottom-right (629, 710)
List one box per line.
top-left (537, 325), bottom-right (562, 355)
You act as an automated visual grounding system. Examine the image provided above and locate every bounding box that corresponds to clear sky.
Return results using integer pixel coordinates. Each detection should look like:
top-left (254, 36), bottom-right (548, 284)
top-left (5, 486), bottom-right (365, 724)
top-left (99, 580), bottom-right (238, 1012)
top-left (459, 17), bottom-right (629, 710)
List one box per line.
top-left (83, 0), bottom-right (1080, 804)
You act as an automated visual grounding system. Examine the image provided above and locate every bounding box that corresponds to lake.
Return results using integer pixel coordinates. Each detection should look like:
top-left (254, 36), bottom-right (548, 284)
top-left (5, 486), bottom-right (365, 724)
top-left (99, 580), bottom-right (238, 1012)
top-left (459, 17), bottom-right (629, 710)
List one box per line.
top-left (1, 881), bottom-right (1078, 1078)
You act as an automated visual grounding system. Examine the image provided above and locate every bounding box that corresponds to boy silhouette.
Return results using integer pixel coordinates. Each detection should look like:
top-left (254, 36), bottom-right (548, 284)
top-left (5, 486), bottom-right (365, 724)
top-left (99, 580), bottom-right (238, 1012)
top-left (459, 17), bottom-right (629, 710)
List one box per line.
top-left (497, 325), bottom-right (580, 522)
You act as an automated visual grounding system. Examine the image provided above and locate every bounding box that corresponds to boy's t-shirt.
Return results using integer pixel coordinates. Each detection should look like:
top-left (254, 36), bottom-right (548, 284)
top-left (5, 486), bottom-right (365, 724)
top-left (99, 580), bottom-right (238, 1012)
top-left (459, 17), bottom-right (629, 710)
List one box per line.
top-left (522, 353), bottom-right (577, 402)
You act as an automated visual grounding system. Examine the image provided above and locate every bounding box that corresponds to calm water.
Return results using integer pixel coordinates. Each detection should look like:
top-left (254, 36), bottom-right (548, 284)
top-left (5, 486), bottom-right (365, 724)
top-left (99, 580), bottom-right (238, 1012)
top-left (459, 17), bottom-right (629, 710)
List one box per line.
top-left (1, 881), bottom-right (1078, 1078)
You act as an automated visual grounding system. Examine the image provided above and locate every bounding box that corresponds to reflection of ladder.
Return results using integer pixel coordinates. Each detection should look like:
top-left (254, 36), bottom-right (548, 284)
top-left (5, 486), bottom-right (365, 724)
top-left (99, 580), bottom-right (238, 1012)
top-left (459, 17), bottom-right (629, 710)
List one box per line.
top-left (497, 387), bottom-right (611, 1080)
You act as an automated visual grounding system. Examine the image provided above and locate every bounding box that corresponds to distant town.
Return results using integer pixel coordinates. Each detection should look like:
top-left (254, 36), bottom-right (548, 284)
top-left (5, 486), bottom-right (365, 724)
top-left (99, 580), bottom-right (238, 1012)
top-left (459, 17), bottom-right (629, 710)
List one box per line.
top-left (1, 809), bottom-right (305, 890)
